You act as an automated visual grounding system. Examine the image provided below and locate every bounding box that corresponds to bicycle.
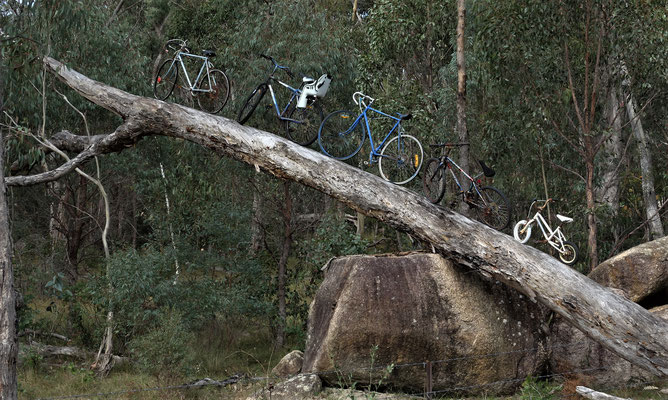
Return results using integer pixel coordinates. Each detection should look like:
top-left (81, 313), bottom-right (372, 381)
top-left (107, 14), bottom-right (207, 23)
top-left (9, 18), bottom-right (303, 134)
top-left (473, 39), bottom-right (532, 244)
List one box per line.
top-left (153, 39), bottom-right (230, 114)
top-left (513, 198), bottom-right (579, 265)
top-left (422, 143), bottom-right (511, 230)
top-left (237, 54), bottom-right (331, 146)
top-left (317, 92), bottom-right (423, 185)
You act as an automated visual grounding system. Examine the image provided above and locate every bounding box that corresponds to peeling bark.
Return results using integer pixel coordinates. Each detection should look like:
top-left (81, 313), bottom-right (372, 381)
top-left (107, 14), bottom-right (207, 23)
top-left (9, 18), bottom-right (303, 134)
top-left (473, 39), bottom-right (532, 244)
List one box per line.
top-left (5, 57), bottom-right (667, 377)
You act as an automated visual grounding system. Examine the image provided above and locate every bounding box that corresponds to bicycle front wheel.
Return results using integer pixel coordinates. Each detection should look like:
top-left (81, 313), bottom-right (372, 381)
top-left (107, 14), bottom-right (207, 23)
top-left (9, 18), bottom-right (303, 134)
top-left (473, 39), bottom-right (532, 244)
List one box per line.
top-left (154, 59), bottom-right (178, 101)
top-left (238, 84), bottom-right (267, 124)
top-left (284, 98), bottom-right (323, 146)
top-left (422, 157), bottom-right (446, 203)
top-left (318, 110), bottom-right (364, 160)
top-left (471, 186), bottom-right (511, 230)
top-left (197, 69), bottom-right (230, 114)
top-left (379, 134), bottom-right (423, 185)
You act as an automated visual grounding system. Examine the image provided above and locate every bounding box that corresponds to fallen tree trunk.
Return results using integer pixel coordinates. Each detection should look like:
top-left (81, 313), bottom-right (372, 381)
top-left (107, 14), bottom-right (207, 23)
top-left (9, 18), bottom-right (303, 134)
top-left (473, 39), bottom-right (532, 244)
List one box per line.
top-left (7, 57), bottom-right (667, 376)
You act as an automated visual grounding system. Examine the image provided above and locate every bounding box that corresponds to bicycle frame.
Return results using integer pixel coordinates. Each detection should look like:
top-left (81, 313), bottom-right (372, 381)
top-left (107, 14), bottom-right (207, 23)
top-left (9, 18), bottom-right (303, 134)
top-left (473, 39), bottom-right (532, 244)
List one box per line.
top-left (265, 78), bottom-right (301, 124)
top-left (169, 50), bottom-right (214, 94)
top-left (347, 103), bottom-right (405, 165)
top-left (523, 210), bottom-right (569, 254)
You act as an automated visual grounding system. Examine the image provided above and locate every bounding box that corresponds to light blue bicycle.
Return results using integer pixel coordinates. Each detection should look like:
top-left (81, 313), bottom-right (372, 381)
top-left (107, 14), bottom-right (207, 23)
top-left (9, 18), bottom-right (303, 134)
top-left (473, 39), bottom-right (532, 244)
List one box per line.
top-left (318, 92), bottom-right (423, 185)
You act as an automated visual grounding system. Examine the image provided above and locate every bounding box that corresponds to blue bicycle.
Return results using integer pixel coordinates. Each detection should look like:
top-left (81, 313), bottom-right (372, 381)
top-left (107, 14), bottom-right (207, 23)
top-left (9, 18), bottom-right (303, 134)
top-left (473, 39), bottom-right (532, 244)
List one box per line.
top-left (237, 54), bottom-right (331, 146)
top-left (318, 92), bottom-right (423, 185)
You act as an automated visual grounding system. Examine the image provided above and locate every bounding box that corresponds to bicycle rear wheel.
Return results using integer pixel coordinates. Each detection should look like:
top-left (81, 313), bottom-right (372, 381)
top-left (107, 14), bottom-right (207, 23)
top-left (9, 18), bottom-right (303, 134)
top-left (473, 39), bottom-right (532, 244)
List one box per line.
top-left (422, 157), bottom-right (446, 203)
top-left (154, 59), bottom-right (178, 101)
top-left (470, 186), bottom-right (511, 231)
top-left (318, 110), bottom-right (364, 160)
top-left (197, 69), bottom-right (230, 114)
top-left (558, 241), bottom-right (579, 265)
top-left (284, 98), bottom-right (323, 146)
top-left (238, 84), bottom-right (267, 124)
top-left (379, 134), bottom-right (423, 185)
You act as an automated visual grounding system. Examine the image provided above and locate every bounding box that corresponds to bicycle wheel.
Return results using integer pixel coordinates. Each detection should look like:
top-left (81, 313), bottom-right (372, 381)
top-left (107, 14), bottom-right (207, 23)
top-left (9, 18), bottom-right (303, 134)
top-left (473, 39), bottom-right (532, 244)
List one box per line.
top-left (558, 241), bottom-right (579, 265)
top-left (513, 220), bottom-right (532, 243)
top-left (318, 110), bottom-right (364, 160)
top-left (238, 84), bottom-right (267, 124)
top-left (284, 98), bottom-right (323, 146)
top-left (197, 69), bottom-right (230, 114)
top-left (379, 134), bottom-right (423, 185)
top-left (154, 59), bottom-right (178, 101)
top-left (422, 157), bottom-right (446, 203)
top-left (471, 186), bottom-right (511, 230)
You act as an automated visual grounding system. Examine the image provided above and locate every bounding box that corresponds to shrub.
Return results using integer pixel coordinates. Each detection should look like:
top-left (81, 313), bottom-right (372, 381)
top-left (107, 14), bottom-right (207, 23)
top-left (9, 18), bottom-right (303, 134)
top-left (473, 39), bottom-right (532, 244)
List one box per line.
top-left (128, 308), bottom-right (196, 379)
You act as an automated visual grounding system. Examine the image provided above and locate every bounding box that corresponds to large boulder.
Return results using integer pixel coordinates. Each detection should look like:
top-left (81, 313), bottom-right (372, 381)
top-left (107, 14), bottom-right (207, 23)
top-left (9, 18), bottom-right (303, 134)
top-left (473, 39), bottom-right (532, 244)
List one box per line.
top-left (271, 350), bottom-right (304, 377)
top-left (549, 304), bottom-right (668, 388)
top-left (302, 253), bottom-right (550, 395)
top-left (245, 373), bottom-right (322, 400)
top-left (588, 236), bottom-right (668, 306)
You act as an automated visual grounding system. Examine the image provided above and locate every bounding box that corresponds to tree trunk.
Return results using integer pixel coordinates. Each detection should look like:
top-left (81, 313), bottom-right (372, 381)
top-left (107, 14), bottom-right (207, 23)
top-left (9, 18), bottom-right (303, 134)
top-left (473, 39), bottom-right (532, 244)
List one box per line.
top-left (0, 57), bottom-right (18, 400)
top-left (597, 85), bottom-right (623, 239)
top-left (0, 131), bottom-right (18, 400)
top-left (455, 0), bottom-right (469, 215)
top-left (585, 155), bottom-right (598, 271)
top-left (9, 57), bottom-right (667, 377)
top-left (275, 181), bottom-right (293, 349)
top-left (624, 91), bottom-right (664, 239)
top-left (249, 171), bottom-right (264, 256)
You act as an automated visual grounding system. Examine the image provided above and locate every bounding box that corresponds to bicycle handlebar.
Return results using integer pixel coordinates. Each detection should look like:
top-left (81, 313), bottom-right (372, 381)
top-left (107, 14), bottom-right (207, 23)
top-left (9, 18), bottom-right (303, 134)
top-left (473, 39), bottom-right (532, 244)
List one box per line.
top-left (428, 142), bottom-right (469, 148)
top-left (165, 39), bottom-right (188, 53)
top-left (352, 91), bottom-right (374, 107)
top-left (259, 54), bottom-right (294, 78)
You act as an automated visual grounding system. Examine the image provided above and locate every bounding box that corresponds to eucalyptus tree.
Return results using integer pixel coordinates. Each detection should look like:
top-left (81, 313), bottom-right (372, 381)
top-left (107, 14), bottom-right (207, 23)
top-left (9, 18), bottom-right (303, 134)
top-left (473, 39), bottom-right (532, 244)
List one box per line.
top-left (471, 0), bottom-right (666, 269)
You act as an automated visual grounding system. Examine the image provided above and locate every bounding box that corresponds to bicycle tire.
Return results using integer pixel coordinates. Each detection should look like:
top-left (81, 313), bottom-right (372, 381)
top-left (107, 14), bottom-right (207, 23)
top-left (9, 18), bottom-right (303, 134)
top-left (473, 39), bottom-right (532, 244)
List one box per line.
top-left (318, 110), bottom-right (364, 160)
top-left (513, 220), bottom-right (532, 243)
top-left (422, 157), bottom-right (446, 203)
top-left (284, 98), bottom-right (323, 146)
top-left (238, 84), bottom-right (267, 124)
top-left (196, 69), bottom-right (230, 114)
top-left (154, 59), bottom-right (178, 101)
top-left (558, 240), bottom-right (579, 265)
top-left (471, 186), bottom-right (511, 231)
top-left (379, 134), bottom-right (423, 185)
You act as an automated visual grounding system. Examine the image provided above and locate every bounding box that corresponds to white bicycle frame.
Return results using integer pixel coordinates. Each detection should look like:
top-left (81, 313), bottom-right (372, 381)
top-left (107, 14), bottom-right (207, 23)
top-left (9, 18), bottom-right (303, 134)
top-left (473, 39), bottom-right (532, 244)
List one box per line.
top-left (518, 200), bottom-right (572, 255)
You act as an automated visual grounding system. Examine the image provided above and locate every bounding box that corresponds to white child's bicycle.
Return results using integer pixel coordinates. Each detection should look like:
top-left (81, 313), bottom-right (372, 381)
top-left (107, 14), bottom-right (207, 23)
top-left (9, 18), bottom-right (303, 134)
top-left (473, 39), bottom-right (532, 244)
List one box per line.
top-left (513, 198), bottom-right (579, 265)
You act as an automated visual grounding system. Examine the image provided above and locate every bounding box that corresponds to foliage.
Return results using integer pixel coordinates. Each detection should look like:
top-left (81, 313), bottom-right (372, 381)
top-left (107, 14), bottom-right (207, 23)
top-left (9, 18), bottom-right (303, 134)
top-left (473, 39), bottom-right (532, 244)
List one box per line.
top-left (517, 376), bottom-right (562, 400)
top-left (128, 308), bottom-right (196, 379)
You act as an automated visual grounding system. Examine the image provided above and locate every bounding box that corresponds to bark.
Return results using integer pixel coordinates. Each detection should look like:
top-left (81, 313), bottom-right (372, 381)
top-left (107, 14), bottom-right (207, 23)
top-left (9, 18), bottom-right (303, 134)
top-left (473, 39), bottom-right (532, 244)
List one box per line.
top-left (249, 171), bottom-right (264, 256)
top-left (7, 57), bottom-right (668, 377)
top-left (624, 89), bottom-right (664, 239)
top-left (0, 132), bottom-right (18, 400)
top-left (585, 155), bottom-right (598, 270)
top-left (455, 0), bottom-right (469, 215)
top-left (597, 85), bottom-right (623, 233)
top-left (275, 181), bottom-right (293, 349)
top-left (0, 58), bottom-right (18, 400)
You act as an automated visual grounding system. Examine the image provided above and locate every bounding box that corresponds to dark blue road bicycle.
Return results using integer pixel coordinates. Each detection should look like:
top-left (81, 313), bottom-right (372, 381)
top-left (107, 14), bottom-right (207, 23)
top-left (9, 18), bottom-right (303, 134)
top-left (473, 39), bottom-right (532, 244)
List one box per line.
top-left (317, 92), bottom-right (423, 185)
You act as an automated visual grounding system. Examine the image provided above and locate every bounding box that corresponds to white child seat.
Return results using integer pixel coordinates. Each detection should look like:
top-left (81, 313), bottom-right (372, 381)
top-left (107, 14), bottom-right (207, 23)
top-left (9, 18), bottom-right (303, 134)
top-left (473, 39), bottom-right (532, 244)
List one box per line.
top-left (297, 74), bottom-right (332, 108)
top-left (556, 214), bottom-right (573, 224)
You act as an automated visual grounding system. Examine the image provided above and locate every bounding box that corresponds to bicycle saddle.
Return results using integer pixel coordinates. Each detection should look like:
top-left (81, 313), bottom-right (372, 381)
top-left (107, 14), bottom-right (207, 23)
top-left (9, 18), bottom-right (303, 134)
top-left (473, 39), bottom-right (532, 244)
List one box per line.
top-left (479, 160), bottom-right (496, 178)
top-left (399, 113), bottom-right (412, 120)
top-left (557, 214), bottom-right (573, 223)
top-left (202, 50), bottom-right (216, 57)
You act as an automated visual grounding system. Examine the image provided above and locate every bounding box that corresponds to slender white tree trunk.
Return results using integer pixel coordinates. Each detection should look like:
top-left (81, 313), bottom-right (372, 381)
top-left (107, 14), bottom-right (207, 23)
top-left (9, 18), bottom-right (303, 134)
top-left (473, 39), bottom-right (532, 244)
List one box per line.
top-left (456, 0), bottom-right (469, 215)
